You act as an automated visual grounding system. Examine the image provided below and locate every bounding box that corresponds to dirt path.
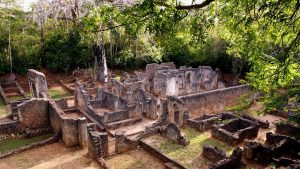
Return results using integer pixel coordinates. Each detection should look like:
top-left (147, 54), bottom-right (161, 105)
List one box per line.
top-left (0, 143), bottom-right (101, 169)
top-left (106, 148), bottom-right (166, 169)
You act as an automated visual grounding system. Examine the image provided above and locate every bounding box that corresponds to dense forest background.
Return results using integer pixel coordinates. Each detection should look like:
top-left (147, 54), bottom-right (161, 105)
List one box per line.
top-left (0, 0), bottom-right (249, 75)
top-left (0, 0), bottom-right (299, 91)
top-left (0, 0), bottom-right (299, 123)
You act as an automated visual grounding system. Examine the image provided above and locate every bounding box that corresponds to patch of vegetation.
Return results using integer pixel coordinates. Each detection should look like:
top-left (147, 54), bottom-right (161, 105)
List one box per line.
top-left (0, 98), bottom-right (7, 118)
top-left (49, 87), bottom-right (72, 99)
top-left (225, 93), bottom-right (253, 114)
top-left (0, 134), bottom-right (53, 154)
top-left (8, 95), bottom-right (25, 102)
top-left (150, 128), bottom-right (233, 169)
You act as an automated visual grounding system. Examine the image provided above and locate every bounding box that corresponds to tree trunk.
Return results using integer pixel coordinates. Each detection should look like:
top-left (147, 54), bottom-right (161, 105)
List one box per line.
top-left (40, 26), bottom-right (46, 67)
top-left (94, 41), bottom-right (108, 83)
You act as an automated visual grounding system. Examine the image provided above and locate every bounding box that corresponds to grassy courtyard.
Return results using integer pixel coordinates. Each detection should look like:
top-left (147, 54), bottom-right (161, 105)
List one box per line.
top-left (0, 99), bottom-right (7, 118)
top-left (0, 134), bottom-right (53, 154)
top-left (145, 127), bottom-right (233, 169)
top-left (49, 87), bottom-right (72, 99)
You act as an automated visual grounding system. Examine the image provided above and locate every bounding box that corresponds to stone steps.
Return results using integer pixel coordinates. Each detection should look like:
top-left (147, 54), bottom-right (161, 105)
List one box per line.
top-left (106, 117), bottom-right (143, 130)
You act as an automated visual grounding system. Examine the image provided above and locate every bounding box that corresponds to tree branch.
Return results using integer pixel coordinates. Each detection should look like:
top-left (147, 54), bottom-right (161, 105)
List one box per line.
top-left (176, 0), bottom-right (215, 10)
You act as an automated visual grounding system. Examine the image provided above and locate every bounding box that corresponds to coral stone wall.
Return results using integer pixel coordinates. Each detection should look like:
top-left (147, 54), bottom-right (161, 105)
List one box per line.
top-left (179, 85), bottom-right (249, 117)
top-left (18, 98), bottom-right (49, 130)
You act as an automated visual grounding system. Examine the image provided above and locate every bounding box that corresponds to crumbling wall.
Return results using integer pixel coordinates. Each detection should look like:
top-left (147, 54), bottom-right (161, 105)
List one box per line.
top-left (75, 81), bottom-right (90, 109)
top-left (243, 132), bottom-right (300, 167)
top-left (276, 122), bottom-right (300, 137)
top-left (18, 98), bottom-right (49, 130)
top-left (27, 69), bottom-right (49, 98)
top-left (162, 123), bottom-right (190, 146)
top-left (87, 123), bottom-right (108, 159)
top-left (179, 85), bottom-right (249, 117)
top-left (115, 131), bottom-right (139, 153)
top-left (210, 147), bottom-right (243, 169)
top-left (186, 114), bottom-right (220, 131)
top-left (61, 118), bottom-right (79, 147)
top-left (211, 118), bottom-right (258, 146)
top-left (202, 145), bottom-right (227, 162)
top-left (167, 96), bottom-right (185, 127)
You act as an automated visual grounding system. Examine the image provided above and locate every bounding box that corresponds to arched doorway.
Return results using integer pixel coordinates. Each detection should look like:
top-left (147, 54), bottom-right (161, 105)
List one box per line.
top-left (31, 83), bottom-right (37, 98)
top-left (173, 103), bottom-right (180, 124)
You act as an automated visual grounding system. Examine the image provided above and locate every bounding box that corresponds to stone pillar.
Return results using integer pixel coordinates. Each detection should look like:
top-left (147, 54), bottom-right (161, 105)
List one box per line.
top-left (62, 118), bottom-right (79, 147)
top-left (78, 117), bottom-right (88, 148)
top-left (87, 123), bottom-right (109, 159)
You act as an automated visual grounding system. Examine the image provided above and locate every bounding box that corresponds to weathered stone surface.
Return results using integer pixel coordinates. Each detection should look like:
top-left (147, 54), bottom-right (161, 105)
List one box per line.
top-left (87, 123), bottom-right (108, 159)
top-left (27, 69), bottom-right (49, 98)
top-left (202, 145), bottom-right (227, 162)
top-left (211, 118), bottom-right (259, 146)
top-left (115, 131), bottom-right (138, 153)
top-left (210, 147), bottom-right (243, 169)
top-left (163, 123), bottom-right (190, 146)
top-left (18, 98), bottom-right (49, 130)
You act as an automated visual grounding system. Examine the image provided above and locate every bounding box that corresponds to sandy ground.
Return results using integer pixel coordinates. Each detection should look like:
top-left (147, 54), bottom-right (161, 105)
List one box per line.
top-left (106, 148), bottom-right (166, 169)
top-left (0, 143), bottom-right (101, 169)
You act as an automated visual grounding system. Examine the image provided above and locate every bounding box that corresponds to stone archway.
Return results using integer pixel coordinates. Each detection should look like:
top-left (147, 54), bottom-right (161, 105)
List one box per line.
top-left (31, 83), bottom-right (37, 98)
top-left (167, 98), bottom-right (185, 127)
top-left (173, 103), bottom-right (180, 124)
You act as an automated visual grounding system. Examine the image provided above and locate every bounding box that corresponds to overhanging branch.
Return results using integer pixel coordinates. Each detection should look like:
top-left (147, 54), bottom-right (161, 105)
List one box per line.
top-left (176, 0), bottom-right (215, 10)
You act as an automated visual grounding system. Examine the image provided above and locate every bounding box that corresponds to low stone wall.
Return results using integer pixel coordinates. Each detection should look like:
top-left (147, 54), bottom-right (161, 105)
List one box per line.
top-left (55, 98), bottom-right (68, 110)
top-left (241, 114), bottom-right (269, 129)
top-left (0, 120), bottom-right (20, 134)
top-left (179, 85), bottom-right (249, 117)
top-left (162, 123), bottom-right (190, 146)
top-left (186, 114), bottom-right (220, 131)
top-left (140, 140), bottom-right (187, 169)
top-left (276, 122), bottom-right (300, 137)
top-left (61, 118), bottom-right (79, 147)
top-left (115, 131), bottom-right (139, 153)
top-left (244, 132), bottom-right (300, 167)
top-left (210, 147), bottom-right (243, 169)
top-left (211, 118), bottom-right (259, 146)
top-left (202, 145), bottom-right (226, 162)
top-left (17, 98), bottom-right (50, 130)
top-left (49, 100), bottom-right (65, 132)
top-left (24, 127), bottom-right (52, 138)
top-left (87, 123), bottom-right (108, 159)
top-left (104, 110), bottom-right (129, 124)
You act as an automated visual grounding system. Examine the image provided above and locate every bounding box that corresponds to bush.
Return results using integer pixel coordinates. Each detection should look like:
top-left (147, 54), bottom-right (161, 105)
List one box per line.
top-left (44, 29), bottom-right (93, 73)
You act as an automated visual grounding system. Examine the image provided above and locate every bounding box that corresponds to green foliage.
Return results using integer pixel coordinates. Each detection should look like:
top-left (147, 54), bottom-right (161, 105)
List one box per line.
top-left (225, 93), bottom-right (253, 113)
top-left (48, 87), bottom-right (72, 99)
top-left (262, 86), bottom-right (300, 124)
top-left (0, 7), bottom-right (40, 74)
top-left (44, 28), bottom-right (93, 73)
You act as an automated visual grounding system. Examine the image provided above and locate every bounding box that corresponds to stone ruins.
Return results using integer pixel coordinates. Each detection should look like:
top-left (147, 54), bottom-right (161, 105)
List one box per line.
top-left (0, 62), bottom-right (299, 169)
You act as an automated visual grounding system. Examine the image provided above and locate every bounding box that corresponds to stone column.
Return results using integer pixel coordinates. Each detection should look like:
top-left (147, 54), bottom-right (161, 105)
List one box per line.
top-left (78, 117), bottom-right (88, 148)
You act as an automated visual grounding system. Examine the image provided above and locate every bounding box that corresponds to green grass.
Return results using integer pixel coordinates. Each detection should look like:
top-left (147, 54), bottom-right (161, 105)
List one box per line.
top-left (8, 95), bottom-right (25, 102)
top-left (0, 133), bottom-right (53, 154)
top-left (0, 98), bottom-right (7, 118)
top-left (148, 128), bottom-right (233, 169)
top-left (49, 87), bottom-right (72, 99)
